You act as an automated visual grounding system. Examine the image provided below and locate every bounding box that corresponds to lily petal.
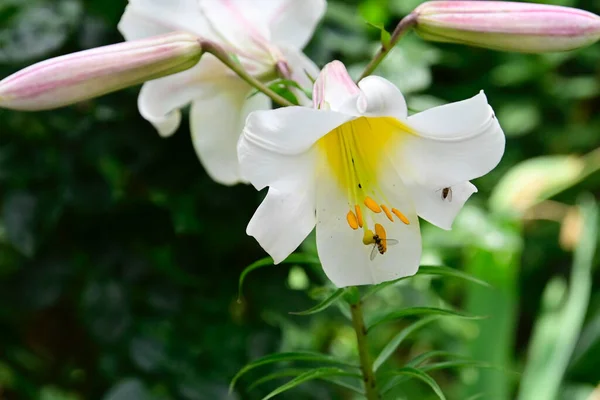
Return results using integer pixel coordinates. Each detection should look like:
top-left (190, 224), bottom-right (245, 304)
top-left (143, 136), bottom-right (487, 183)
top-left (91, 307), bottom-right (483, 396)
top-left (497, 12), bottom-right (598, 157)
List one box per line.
top-left (269, 0), bottom-right (327, 48)
top-left (313, 61), bottom-right (361, 111)
top-left (398, 91), bottom-right (505, 188)
top-left (247, 176), bottom-right (317, 264)
top-left (190, 82), bottom-right (269, 185)
top-left (198, 0), bottom-right (272, 63)
top-left (407, 181), bottom-right (478, 230)
top-left (239, 107), bottom-right (351, 191)
top-left (358, 76), bottom-right (408, 120)
top-left (315, 168), bottom-right (421, 287)
top-left (138, 56), bottom-right (227, 137)
top-left (118, 0), bottom-right (214, 40)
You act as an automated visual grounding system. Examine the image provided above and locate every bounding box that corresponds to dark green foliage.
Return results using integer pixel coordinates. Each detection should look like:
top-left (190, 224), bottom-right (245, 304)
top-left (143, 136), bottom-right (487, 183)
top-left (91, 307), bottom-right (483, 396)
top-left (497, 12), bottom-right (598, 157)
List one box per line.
top-left (2, 0), bottom-right (600, 399)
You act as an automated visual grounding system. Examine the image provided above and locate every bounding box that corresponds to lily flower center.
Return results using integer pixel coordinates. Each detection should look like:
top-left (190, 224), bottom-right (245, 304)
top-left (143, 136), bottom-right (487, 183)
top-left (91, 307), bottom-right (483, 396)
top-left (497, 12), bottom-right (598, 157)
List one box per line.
top-left (318, 117), bottom-right (412, 257)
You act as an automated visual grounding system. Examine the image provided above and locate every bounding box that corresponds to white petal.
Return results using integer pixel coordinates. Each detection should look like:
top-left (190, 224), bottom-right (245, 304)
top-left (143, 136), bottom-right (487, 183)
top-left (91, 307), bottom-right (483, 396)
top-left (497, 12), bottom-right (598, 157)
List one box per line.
top-left (138, 56), bottom-right (228, 137)
top-left (239, 107), bottom-right (351, 191)
top-left (357, 76), bottom-right (408, 120)
top-left (246, 172), bottom-right (316, 264)
top-left (198, 0), bottom-right (272, 61)
top-left (118, 0), bottom-right (214, 40)
top-left (397, 91), bottom-right (505, 188)
top-left (190, 83), bottom-right (270, 186)
top-left (407, 181), bottom-right (478, 230)
top-left (313, 61), bottom-right (361, 111)
top-left (269, 0), bottom-right (326, 48)
top-left (315, 169), bottom-right (422, 287)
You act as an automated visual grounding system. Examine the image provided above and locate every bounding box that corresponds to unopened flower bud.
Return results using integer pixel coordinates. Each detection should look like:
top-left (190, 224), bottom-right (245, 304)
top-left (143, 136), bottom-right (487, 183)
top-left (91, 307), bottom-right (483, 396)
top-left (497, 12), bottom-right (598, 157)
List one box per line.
top-left (413, 1), bottom-right (600, 53)
top-left (0, 32), bottom-right (203, 111)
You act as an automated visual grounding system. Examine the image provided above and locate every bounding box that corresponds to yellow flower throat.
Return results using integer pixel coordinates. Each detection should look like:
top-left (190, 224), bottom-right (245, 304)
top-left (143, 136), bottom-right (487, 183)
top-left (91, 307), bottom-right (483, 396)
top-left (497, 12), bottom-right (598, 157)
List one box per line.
top-left (318, 116), bottom-right (411, 255)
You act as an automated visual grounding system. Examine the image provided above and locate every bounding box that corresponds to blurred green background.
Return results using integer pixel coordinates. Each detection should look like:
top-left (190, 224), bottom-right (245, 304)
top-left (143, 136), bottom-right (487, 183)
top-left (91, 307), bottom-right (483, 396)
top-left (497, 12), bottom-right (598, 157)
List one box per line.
top-left (1, 0), bottom-right (599, 399)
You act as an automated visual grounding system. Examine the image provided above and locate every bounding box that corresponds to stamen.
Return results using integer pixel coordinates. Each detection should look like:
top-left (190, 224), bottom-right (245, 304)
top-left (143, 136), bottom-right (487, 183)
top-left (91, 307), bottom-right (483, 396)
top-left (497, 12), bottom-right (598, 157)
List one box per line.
top-left (364, 197), bottom-right (382, 213)
top-left (355, 205), bottom-right (364, 227)
top-left (381, 205), bottom-right (394, 222)
top-left (362, 229), bottom-right (375, 245)
top-left (392, 208), bottom-right (410, 225)
top-left (346, 210), bottom-right (359, 230)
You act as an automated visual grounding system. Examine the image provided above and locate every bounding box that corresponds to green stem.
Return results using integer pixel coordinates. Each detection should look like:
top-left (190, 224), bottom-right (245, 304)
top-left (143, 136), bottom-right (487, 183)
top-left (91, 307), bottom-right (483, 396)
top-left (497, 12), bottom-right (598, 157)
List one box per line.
top-left (200, 40), bottom-right (294, 107)
top-left (358, 14), bottom-right (417, 82)
top-left (348, 290), bottom-right (379, 400)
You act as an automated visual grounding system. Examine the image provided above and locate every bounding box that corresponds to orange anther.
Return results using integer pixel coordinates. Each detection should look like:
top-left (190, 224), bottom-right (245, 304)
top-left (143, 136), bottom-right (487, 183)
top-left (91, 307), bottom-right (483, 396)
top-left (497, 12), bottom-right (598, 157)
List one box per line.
top-left (346, 210), bottom-right (359, 230)
top-left (374, 223), bottom-right (388, 252)
top-left (381, 204), bottom-right (394, 222)
top-left (364, 197), bottom-right (382, 213)
top-left (392, 208), bottom-right (410, 225)
top-left (374, 223), bottom-right (387, 240)
top-left (355, 205), bottom-right (364, 227)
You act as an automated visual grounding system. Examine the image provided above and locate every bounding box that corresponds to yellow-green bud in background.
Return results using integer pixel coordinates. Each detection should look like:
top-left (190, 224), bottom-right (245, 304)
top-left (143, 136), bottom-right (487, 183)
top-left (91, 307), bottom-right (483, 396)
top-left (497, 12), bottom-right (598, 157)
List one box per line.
top-left (0, 32), bottom-right (203, 111)
top-left (413, 1), bottom-right (600, 53)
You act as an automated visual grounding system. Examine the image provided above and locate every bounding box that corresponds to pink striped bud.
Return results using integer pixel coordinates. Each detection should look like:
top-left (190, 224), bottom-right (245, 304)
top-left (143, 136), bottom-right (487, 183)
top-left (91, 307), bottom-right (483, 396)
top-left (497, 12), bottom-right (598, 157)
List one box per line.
top-left (0, 32), bottom-right (203, 111)
top-left (413, 1), bottom-right (600, 53)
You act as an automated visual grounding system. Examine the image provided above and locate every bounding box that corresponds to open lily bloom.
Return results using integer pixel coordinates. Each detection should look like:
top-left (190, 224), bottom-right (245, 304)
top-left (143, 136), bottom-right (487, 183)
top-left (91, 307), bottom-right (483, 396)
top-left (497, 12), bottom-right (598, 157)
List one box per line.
top-left (118, 0), bottom-right (325, 185)
top-left (238, 61), bottom-right (505, 287)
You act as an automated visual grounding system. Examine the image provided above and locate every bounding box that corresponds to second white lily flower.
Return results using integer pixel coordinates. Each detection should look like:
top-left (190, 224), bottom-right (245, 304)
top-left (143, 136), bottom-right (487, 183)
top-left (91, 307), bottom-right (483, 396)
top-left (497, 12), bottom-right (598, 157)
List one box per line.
top-left (118, 0), bottom-right (325, 185)
top-left (238, 61), bottom-right (505, 287)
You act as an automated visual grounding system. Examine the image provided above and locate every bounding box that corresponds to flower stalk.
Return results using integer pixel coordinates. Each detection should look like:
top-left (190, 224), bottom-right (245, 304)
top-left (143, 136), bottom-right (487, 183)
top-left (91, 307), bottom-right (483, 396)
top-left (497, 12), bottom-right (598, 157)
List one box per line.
top-left (347, 288), bottom-right (379, 400)
top-left (200, 40), bottom-right (294, 107)
top-left (358, 14), bottom-right (417, 81)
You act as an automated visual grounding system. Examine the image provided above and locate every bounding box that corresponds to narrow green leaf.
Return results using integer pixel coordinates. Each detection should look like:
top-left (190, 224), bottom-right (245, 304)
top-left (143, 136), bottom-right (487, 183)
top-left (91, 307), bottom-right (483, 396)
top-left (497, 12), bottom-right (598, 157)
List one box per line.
top-left (261, 367), bottom-right (362, 400)
top-left (366, 21), bottom-right (392, 48)
top-left (379, 351), bottom-right (480, 392)
top-left (382, 367), bottom-right (446, 400)
top-left (364, 265), bottom-right (490, 299)
top-left (418, 265), bottom-right (491, 287)
top-left (373, 316), bottom-right (439, 371)
top-left (229, 351), bottom-right (356, 392)
top-left (247, 369), bottom-right (308, 391)
top-left (237, 254), bottom-right (320, 301)
top-left (367, 307), bottom-right (481, 332)
top-left (320, 377), bottom-right (364, 396)
top-left (421, 360), bottom-right (496, 373)
top-left (466, 394), bottom-right (486, 400)
top-left (290, 288), bottom-right (346, 316)
top-left (405, 350), bottom-right (460, 368)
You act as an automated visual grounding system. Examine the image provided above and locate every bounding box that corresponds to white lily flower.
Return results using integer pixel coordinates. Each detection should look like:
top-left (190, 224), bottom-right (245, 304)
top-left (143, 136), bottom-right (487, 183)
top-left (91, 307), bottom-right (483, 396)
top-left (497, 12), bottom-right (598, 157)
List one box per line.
top-left (118, 0), bottom-right (325, 185)
top-left (238, 61), bottom-right (505, 287)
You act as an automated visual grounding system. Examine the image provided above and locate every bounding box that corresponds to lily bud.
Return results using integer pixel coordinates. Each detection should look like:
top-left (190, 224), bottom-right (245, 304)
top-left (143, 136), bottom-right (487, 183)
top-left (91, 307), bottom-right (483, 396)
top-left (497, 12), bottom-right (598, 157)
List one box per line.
top-left (413, 1), bottom-right (600, 53)
top-left (0, 32), bottom-right (203, 111)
